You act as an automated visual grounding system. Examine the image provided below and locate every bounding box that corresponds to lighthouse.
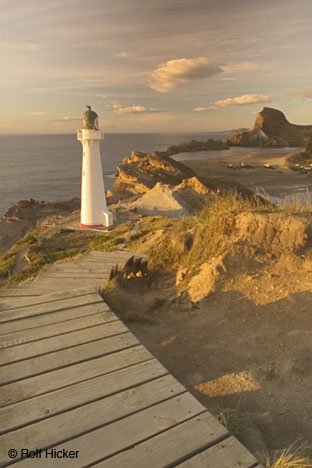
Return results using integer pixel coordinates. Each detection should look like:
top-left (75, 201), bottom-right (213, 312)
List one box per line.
top-left (77, 106), bottom-right (113, 227)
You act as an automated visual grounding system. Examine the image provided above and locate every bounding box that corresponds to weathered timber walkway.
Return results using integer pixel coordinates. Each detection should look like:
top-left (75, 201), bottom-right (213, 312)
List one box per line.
top-left (0, 251), bottom-right (261, 467)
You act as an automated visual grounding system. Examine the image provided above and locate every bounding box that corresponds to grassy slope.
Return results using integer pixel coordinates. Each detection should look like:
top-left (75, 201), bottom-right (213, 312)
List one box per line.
top-left (1, 192), bottom-right (312, 288)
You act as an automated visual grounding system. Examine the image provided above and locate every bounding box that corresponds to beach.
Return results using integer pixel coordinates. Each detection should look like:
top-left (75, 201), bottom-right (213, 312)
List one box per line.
top-left (175, 149), bottom-right (312, 202)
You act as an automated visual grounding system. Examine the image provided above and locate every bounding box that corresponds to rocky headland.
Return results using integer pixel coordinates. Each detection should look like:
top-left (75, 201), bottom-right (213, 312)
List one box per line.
top-left (109, 150), bottom-right (263, 211)
top-left (229, 107), bottom-right (312, 147)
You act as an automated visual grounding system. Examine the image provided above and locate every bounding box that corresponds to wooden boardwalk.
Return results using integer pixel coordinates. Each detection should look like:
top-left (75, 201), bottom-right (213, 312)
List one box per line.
top-left (0, 251), bottom-right (261, 467)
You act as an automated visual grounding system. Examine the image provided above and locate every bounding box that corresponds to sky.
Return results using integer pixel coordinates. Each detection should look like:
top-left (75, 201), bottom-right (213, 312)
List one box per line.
top-left (1, 0), bottom-right (312, 134)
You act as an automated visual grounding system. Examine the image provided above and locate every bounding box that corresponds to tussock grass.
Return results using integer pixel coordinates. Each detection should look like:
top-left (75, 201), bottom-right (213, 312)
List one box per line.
top-left (0, 232), bottom-right (37, 281)
top-left (88, 225), bottom-right (129, 251)
top-left (0, 229), bottom-right (94, 286)
top-left (260, 441), bottom-right (312, 468)
top-left (99, 276), bottom-right (121, 300)
top-left (2, 190), bottom-right (312, 286)
top-left (185, 193), bottom-right (268, 274)
top-left (129, 191), bottom-right (312, 274)
top-left (275, 192), bottom-right (312, 215)
top-left (215, 409), bottom-right (250, 441)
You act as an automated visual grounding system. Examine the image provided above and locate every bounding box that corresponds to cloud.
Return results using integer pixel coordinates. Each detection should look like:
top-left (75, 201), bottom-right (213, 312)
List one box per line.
top-left (96, 94), bottom-right (111, 99)
top-left (0, 41), bottom-right (42, 51)
top-left (223, 62), bottom-right (264, 74)
top-left (289, 88), bottom-right (312, 98)
top-left (115, 51), bottom-right (128, 58)
top-left (47, 116), bottom-right (80, 122)
top-left (214, 94), bottom-right (274, 107)
top-left (112, 102), bottom-right (167, 114)
top-left (149, 57), bottom-right (223, 93)
top-left (193, 106), bottom-right (217, 112)
top-left (30, 111), bottom-right (51, 116)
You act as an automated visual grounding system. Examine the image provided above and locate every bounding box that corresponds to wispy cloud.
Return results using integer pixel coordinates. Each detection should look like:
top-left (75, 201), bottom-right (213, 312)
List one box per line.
top-left (223, 62), bottom-right (269, 74)
top-left (30, 111), bottom-right (51, 116)
top-left (115, 51), bottom-right (128, 58)
top-left (214, 94), bottom-right (274, 107)
top-left (0, 41), bottom-right (42, 51)
top-left (112, 102), bottom-right (167, 114)
top-left (193, 106), bottom-right (217, 112)
top-left (149, 57), bottom-right (223, 93)
top-left (289, 88), bottom-right (312, 98)
top-left (47, 116), bottom-right (81, 122)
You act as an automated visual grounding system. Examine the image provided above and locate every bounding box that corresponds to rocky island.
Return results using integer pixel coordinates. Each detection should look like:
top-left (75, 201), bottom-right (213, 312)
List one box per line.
top-left (229, 107), bottom-right (312, 147)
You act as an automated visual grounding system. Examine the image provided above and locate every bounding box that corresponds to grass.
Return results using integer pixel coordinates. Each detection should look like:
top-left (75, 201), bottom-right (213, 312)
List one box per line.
top-left (99, 276), bottom-right (121, 300)
top-left (0, 222), bottom-right (135, 287)
top-left (0, 229), bottom-right (95, 287)
top-left (0, 232), bottom-right (37, 281)
top-left (9, 229), bottom-right (95, 285)
top-left (260, 441), bottom-right (312, 468)
top-left (127, 191), bottom-right (312, 276)
top-left (215, 409), bottom-right (250, 442)
top-left (2, 190), bottom-right (312, 287)
top-left (286, 137), bottom-right (312, 173)
top-left (88, 225), bottom-right (129, 251)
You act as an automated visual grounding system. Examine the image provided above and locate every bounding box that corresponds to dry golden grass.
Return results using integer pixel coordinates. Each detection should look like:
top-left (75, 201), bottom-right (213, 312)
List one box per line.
top-left (260, 441), bottom-right (312, 468)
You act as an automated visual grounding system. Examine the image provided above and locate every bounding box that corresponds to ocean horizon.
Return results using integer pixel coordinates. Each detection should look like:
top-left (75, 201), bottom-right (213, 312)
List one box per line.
top-left (0, 131), bottom-right (232, 217)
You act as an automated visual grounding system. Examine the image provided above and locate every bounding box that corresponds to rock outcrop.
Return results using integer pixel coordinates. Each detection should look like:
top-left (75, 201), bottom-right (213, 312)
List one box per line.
top-left (229, 107), bottom-right (312, 147)
top-left (2, 198), bottom-right (80, 222)
top-left (110, 151), bottom-right (267, 214)
top-left (111, 151), bottom-right (195, 200)
top-left (157, 139), bottom-right (229, 157)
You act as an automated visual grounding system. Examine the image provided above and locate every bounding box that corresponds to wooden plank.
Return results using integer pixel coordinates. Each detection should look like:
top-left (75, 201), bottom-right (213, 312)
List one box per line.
top-left (178, 436), bottom-right (259, 468)
top-left (0, 376), bottom-right (186, 466)
top-left (0, 346), bottom-right (152, 407)
top-left (0, 359), bottom-right (167, 435)
top-left (1, 332), bottom-right (138, 384)
top-left (0, 287), bottom-right (95, 310)
top-left (39, 273), bottom-right (109, 279)
top-left (87, 251), bottom-right (134, 257)
top-left (9, 393), bottom-right (205, 468)
top-left (25, 280), bottom-right (102, 290)
top-left (37, 270), bottom-right (106, 277)
top-left (0, 292), bottom-right (102, 323)
top-left (0, 290), bottom-right (40, 298)
top-left (68, 259), bottom-right (129, 265)
top-left (0, 309), bottom-right (116, 347)
top-left (0, 320), bottom-right (128, 368)
top-left (47, 266), bottom-right (115, 271)
top-left (0, 302), bottom-right (112, 336)
top-left (97, 411), bottom-right (229, 468)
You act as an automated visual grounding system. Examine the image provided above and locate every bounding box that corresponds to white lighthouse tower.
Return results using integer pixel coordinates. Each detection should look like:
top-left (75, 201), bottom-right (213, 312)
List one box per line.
top-left (77, 106), bottom-right (113, 227)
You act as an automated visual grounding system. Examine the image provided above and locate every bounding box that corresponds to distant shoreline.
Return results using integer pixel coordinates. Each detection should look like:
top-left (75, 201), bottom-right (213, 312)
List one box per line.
top-left (179, 147), bottom-right (312, 203)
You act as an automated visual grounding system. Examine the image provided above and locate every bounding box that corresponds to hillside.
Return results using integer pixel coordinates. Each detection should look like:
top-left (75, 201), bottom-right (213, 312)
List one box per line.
top-left (229, 107), bottom-right (312, 147)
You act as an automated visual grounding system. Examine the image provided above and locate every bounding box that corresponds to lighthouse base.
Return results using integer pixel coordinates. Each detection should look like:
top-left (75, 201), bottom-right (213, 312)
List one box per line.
top-left (80, 210), bottom-right (114, 229)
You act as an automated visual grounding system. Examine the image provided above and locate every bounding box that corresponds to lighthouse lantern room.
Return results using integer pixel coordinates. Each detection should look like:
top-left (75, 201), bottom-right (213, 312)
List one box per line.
top-left (77, 106), bottom-right (113, 228)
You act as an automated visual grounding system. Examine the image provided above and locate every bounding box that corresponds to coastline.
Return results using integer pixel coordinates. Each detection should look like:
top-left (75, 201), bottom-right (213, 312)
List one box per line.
top-left (174, 148), bottom-right (312, 202)
top-left (2, 147), bottom-right (312, 258)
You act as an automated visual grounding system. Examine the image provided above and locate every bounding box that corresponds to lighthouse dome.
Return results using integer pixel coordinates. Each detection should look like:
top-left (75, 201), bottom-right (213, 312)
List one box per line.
top-left (82, 106), bottom-right (99, 130)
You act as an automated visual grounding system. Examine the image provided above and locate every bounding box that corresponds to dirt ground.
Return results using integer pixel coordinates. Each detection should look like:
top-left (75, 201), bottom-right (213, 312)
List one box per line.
top-left (109, 264), bottom-right (312, 455)
top-left (106, 150), bottom-right (312, 456)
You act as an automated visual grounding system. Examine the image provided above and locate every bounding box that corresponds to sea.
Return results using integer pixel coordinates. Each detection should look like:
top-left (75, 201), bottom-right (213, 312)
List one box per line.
top-left (0, 132), bottom-right (232, 217)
